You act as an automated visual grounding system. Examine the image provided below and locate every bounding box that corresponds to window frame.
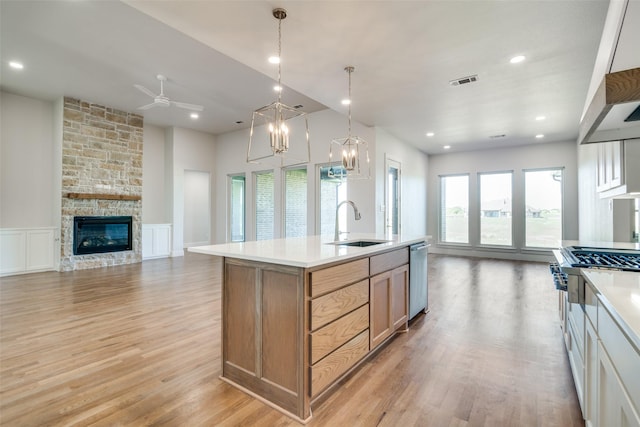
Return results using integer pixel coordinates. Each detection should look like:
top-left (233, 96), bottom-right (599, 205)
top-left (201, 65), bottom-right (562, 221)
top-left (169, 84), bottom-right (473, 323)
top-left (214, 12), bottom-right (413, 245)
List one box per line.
top-left (477, 170), bottom-right (514, 248)
top-left (227, 173), bottom-right (246, 243)
top-left (282, 165), bottom-right (308, 238)
top-left (523, 167), bottom-right (564, 249)
top-left (315, 163), bottom-right (348, 236)
top-left (438, 173), bottom-right (470, 246)
top-left (253, 169), bottom-right (275, 241)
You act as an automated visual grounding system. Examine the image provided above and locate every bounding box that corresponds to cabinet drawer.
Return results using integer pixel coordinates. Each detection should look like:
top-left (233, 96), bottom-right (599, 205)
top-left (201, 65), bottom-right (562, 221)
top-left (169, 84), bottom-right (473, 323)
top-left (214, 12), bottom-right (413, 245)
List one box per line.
top-left (598, 302), bottom-right (640, 414)
top-left (311, 329), bottom-right (369, 397)
top-left (310, 258), bottom-right (369, 297)
top-left (311, 304), bottom-right (369, 364)
top-left (310, 279), bottom-right (369, 331)
top-left (370, 247), bottom-right (408, 276)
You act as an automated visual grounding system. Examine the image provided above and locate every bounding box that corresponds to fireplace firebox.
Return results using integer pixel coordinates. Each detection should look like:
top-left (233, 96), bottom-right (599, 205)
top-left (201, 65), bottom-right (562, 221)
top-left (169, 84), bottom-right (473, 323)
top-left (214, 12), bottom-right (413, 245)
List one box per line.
top-left (73, 216), bottom-right (133, 255)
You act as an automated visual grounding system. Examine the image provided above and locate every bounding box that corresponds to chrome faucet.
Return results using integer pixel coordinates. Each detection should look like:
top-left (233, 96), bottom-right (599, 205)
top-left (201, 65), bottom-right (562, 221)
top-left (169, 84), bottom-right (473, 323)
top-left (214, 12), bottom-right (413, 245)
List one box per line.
top-left (335, 200), bottom-right (362, 241)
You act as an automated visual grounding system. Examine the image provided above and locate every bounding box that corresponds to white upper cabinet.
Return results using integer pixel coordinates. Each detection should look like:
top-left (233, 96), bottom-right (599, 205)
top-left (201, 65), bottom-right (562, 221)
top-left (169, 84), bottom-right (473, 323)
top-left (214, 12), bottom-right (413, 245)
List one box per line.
top-left (597, 139), bottom-right (640, 198)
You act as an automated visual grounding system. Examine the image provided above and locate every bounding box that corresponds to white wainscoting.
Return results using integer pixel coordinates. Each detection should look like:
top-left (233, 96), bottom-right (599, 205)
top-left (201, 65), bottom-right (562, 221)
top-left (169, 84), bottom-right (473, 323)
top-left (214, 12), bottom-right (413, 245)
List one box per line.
top-left (142, 224), bottom-right (172, 260)
top-left (0, 228), bottom-right (57, 276)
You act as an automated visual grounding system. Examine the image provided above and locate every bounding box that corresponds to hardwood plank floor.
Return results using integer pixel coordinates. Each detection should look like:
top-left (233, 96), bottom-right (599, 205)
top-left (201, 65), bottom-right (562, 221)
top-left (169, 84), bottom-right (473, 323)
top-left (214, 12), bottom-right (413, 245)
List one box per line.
top-left (0, 253), bottom-right (583, 426)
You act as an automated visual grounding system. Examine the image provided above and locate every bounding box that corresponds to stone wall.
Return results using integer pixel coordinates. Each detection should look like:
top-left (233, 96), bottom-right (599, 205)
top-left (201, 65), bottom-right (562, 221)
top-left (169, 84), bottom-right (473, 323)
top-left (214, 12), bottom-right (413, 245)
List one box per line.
top-left (60, 97), bottom-right (143, 271)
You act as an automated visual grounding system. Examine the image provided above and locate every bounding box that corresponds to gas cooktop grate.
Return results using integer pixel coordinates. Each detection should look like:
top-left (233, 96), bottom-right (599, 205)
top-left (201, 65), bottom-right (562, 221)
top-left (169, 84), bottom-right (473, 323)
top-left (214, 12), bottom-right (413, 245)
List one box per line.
top-left (570, 250), bottom-right (640, 272)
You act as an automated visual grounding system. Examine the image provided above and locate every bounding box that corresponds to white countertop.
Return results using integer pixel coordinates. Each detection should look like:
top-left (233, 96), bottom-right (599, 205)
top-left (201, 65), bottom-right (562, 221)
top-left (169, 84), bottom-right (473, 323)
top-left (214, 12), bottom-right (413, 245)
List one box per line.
top-left (188, 233), bottom-right (430, 268)
top-left (581, 269), bottom-right (640, 351)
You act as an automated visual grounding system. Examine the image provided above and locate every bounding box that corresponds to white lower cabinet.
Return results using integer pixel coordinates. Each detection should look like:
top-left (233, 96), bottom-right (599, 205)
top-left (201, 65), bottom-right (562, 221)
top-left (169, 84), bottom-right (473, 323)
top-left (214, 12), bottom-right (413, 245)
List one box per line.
top-left (142, 224), bottom-right (171, 259)
top-left (0, 227), bottom-right (57, 276)
top-left (585, 316), bottom-right (598, 427)
top-left (571, 281), bottom-right (640, 427)
top-left (597, 342), bottom-right (640, 427)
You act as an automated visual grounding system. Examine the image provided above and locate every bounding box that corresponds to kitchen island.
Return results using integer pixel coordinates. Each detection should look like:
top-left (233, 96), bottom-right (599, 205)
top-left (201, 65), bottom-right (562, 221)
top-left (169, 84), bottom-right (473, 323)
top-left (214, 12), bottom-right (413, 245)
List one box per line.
top-left (189, 233), bottom-right (428, 422)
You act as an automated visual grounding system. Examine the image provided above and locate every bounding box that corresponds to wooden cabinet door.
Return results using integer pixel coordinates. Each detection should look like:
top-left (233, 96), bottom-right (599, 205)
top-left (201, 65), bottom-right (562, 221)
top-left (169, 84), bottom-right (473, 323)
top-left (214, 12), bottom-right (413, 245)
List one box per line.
top-left (370, 271), bottom-right (392, 349)
top-left (390, 265), bottom-right (408, 331)
top-left (370, 264), bottom-right (409, 349)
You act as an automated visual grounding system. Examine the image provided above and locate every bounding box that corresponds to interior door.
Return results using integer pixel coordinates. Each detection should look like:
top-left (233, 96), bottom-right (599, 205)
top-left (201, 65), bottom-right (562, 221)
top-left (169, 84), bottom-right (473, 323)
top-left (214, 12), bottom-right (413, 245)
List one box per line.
top-left (385, 158), bottom-right (401, 235)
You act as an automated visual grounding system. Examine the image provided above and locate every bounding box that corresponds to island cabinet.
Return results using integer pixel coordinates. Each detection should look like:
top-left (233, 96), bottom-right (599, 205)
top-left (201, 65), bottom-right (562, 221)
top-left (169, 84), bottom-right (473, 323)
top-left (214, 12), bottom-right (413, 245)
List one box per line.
top-left (309, 258), bottom-right (370, 399)
top-left (222, 258), bottom-right (307, 419)
top-left (220, 245), bottom-right (412, 422)
top-left (369, 248), bottom-right (409, 348)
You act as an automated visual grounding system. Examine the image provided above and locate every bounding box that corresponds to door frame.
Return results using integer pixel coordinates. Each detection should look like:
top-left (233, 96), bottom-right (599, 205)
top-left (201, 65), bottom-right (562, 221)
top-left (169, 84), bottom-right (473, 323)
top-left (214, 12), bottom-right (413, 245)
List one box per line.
top-left (385, 156), bottom-right (401, 236)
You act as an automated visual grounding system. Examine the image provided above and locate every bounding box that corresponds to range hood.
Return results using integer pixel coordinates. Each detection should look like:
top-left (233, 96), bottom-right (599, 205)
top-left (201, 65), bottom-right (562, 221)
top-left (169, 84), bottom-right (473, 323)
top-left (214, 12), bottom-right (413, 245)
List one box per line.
top-left (578, 67), bottom-right (640, 144)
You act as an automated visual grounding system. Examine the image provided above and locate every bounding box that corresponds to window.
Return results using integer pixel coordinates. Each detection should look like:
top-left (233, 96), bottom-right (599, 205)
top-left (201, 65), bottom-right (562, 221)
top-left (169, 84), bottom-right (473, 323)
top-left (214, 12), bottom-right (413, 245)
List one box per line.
top-left (525, 168), bottom-right (563, 248)
top-left (254, 170), bottom-right (274, 241)
top-left (439, 174), bottom-right (469, 243)
top-left (229, 175), bottom-right (245, 242)
top-left (318, 165), bottom-right (347, 236)
top-left (284, 167), bottom-right (307, 237)
top-left (479, 172), bottom-right (513, 246)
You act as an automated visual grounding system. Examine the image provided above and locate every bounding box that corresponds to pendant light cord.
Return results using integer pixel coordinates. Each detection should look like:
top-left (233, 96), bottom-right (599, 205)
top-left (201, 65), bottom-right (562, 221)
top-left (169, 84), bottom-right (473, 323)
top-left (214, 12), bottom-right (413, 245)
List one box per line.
top-left (277, 15), bottom-right (282, 104)
top-left (347, 68), bottom-right (352, 139)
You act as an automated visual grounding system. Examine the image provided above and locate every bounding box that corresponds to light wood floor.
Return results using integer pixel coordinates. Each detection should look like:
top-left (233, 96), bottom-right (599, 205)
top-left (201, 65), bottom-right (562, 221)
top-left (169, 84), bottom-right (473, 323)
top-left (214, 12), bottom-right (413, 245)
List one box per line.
top-left (0, 253), bottom-right (583, 426)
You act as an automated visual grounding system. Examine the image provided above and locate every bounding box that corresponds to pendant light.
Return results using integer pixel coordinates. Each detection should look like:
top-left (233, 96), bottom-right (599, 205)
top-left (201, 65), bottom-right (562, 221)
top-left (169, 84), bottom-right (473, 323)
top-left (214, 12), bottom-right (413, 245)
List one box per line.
top-left (329, 66), bottom-right (370, 180)
top-left (247, 8), bottom-right (310, 168)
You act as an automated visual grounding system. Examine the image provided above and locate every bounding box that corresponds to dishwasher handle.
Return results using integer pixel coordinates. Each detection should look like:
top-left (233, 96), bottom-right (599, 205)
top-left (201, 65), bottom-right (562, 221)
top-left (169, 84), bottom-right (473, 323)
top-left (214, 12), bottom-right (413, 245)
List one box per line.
top-left (410, 243), bottom-right (429, 252)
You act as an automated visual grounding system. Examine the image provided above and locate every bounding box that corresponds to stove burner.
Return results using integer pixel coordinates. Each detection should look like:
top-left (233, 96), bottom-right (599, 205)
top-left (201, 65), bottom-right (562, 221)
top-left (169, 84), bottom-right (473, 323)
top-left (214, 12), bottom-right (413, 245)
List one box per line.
top-left (564, 247), bottom-right (640, 272)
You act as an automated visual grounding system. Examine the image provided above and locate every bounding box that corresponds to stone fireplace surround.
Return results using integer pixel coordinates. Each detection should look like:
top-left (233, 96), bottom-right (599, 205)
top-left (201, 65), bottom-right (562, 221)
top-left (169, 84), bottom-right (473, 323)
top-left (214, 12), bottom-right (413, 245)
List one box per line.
top-left (60, 97), bottom-right (143, 271)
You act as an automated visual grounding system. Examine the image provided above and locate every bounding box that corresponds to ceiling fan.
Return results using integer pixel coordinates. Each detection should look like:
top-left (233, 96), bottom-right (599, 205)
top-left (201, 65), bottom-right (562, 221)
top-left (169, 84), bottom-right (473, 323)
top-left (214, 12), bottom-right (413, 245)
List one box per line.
top-left (134, 74), bottom-right (204, 112)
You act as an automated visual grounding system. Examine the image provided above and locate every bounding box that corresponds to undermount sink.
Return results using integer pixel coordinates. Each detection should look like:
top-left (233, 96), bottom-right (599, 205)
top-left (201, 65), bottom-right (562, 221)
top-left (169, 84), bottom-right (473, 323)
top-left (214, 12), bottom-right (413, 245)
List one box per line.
top-left (328, 239), bottom-right (390, 247)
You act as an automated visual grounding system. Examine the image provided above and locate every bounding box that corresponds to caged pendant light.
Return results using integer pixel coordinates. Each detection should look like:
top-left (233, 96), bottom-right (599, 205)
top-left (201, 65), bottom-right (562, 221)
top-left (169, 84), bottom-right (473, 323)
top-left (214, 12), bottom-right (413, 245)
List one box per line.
top-left (329, 66), bottom-right (370, 180)
top-left (247, 8), bottom-right (310, 168)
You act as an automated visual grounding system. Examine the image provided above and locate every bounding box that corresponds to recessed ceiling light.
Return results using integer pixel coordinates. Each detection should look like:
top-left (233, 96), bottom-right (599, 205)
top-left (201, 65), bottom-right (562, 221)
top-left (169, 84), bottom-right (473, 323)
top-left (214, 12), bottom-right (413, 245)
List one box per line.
top-left (341, 98), bottom-right (351, 105)
top-left (535, 115), bottom-right (546, 121)
top-left (510, 55), bottom-right (526, 64)
top-left (9, 61), bottom-right (24, 70)
top-left (535, 134), bottom-right (544, 139)
top-left (443, 145), bottom-right (451, 149)
top-left (426, 132), bottom-right (435, 137)
top-left (190, 113), bottom-right (199, 119)
top-left (273, 85), bottom-right (282, 92)
top-left (268, 56), bottom-right (280, 64)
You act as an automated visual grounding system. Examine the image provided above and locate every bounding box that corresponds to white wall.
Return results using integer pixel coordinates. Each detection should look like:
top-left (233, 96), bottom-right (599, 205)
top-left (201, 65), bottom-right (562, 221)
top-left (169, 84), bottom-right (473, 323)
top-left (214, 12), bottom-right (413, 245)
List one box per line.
top-left (374, 128), bottom-right (429, 238)
top-left (166, 127), bottom-right (216, 255)
top-left (577, 143), bottom-right (614, 241)
top-left (0, 91), bottom-right (56, 228)
top-left (428, 141), bottom-right (579, 259)
top-left (213, 108), bottom-right (377, 243)
top-left (142, 123), bottom-right (167, 223)
top-left (183, 169), bottom-right (210, 246)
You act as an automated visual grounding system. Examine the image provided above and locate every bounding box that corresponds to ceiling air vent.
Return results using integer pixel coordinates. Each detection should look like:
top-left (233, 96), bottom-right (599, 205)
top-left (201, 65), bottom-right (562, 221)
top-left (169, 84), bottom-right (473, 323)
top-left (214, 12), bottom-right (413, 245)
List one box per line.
top-left (449, 74), bottom-right (479, 86)
top-left (489, 134), bottom-right (506, 139)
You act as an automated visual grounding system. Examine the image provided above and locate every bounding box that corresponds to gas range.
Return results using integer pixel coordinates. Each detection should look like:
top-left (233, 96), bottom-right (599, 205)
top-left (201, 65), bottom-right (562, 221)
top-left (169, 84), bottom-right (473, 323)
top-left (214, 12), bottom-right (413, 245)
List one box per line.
top-left (550, 246), bottom-right (640, 303)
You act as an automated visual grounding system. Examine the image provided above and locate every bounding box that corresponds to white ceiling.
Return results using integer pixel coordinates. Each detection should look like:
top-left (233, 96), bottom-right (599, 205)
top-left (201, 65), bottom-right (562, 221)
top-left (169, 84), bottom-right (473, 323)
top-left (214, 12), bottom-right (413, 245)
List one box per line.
top-left (1, 0), bottom-right (610, 154)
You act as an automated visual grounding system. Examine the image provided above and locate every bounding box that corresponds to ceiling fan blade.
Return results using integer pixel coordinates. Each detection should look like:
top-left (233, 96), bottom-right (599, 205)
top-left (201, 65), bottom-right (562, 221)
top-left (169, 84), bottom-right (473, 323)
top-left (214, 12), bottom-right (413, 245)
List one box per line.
top-left (134, 84), bottom-right (157, 98)
top-left (171, 101), bottom-right (204, 112)
top-left (137, 102), bottom-right (158, 110)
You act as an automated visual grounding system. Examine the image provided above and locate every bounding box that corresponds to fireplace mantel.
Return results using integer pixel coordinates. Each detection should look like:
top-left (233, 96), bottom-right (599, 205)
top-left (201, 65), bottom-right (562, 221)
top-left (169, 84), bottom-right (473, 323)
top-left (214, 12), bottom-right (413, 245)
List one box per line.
top-left (65, 193), bottom-right (141, 201)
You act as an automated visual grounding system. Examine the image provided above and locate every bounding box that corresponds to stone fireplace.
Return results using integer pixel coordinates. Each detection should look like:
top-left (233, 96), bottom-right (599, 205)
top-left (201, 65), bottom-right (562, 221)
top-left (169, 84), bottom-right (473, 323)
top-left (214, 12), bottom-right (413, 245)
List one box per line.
top-left (60, 97), bottom-right (143, 271)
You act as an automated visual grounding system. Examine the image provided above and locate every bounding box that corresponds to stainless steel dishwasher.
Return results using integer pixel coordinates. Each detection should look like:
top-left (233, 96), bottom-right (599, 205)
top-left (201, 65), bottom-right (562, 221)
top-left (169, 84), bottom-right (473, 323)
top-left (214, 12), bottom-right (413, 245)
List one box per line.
top-left (409, 242), bottom-right (429, 320)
